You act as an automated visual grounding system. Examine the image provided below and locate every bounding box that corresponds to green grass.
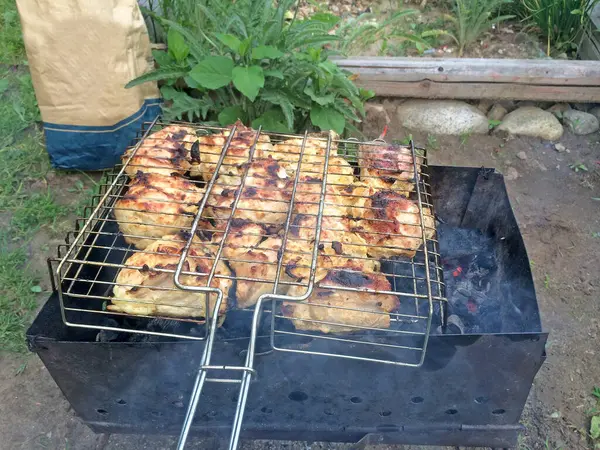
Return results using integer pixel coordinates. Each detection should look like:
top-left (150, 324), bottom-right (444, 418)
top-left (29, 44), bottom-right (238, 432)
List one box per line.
top-left (0, 0), bottom-right (86, 353)
top-left (0, 0), bottom-right (27, 65)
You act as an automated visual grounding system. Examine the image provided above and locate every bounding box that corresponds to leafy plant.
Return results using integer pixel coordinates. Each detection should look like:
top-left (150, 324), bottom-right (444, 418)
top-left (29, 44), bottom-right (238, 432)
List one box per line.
top-left (488, 119), bottom-right (503, 129)
top-left (423, 0), bottom-right (514, 56)
top-left (128, 0), bottom-right (373, 134)
top-left (334, 9), bottom-right (429, 55)
top-left (517, 0), bottom-right (600, 56)
top-left (569, 162), bottom-right (588, 172)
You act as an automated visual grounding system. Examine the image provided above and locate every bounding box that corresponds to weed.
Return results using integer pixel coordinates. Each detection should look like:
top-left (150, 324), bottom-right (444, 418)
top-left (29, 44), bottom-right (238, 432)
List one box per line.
top-left (15, 361), bottom-right (27, 375)
top-left (517, 0), bottom-right (600, 56)
top-left (427, 134), bottom-right (439, 151)
top-left (593, 232), bottom-right (600, 238)
top-left (544, 273), bottom-right (550, 288)
top-left (593, 386), bottom-right (600, 399)
top-left (394, 134), bottom-right (414, 146)
top-left (569, 162), bottom-right (589, 173)
top-left (488, 119), bottom-right (502, 130)
top-left (460, 131), bottom-right (471, 147)
top-left (422, 0), bottom-right (514, 56)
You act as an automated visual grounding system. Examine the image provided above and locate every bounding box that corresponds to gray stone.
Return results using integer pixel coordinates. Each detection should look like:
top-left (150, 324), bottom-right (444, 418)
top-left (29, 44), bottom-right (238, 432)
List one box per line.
top-left (487, 104), bottom-right (508, 122)
top-left (477, 100), bottom-right (494, 114)
top-left (573, 103), bottom-right (592, 112)
top-left (396, 100), bottom-right (489, 135)
top-left (562, 109), bottom-right (599, 135)
top-left (547, 103), bottom-right (571, 119)
top-left (554, 143), bottom-right (566, 152)
top-left (362, 103), bottom-right (391, 139)
top-left (588, 106), bottom-right (600, 122)
top-left (505, 167), bottom-right (519, 180)
top-left (516, 100), bottom-right (538, 109)
top-left (517, 151), bottom-right (527, 160)
top-left (496, 107), bottom-right (563, 141)
top-left (496, 100), bottom-right (516, 112)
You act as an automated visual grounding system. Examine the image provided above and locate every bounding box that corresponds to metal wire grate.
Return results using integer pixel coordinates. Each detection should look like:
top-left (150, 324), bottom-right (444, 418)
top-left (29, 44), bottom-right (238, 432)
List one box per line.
top-left (51, 117), bottom-right (445, 450)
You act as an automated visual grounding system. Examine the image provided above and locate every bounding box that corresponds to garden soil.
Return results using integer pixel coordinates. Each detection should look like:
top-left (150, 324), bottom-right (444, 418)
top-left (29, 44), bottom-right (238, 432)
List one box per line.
top-left (0, 120), bottom-right (599, 450)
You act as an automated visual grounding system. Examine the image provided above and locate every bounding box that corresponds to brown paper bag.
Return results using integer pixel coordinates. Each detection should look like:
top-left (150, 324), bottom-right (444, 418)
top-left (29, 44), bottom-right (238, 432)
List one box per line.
top-left (16, 0), bottom-right (161, 169)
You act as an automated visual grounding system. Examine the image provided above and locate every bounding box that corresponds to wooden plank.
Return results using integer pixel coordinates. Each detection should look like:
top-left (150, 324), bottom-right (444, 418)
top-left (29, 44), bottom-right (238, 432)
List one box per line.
top-left (354, 79), bottom-right (600, 102)
top-left (336, 57), bottom-right (600, 86)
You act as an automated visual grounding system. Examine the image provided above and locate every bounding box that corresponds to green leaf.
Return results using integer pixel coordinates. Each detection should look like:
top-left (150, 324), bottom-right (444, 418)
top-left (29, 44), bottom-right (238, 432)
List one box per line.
top-left (189, 56), bottom-right (234, 89)
top-left (30, 285), bottom-right (42, 293)
top-left (214, 33), bottom-right (242, 53)
top-left (160, 86), bottom-right (213, 121)
top-left (232, 65), bottom-right (264, 101)
top-left (571, 9), bottom-right (583, 14)
top-left (359, 88), bottom-right (375, 101)
top-left (239, 37), bottom-right (252, 57)
top-left (310, 105), bottom-right (345, 134)
top-left (155, 18), bottom-right (207, 60)
top-left (264, 69), bottom-right (284, 79)
top-left (126, 66), bottom-right (189, 89)
top-left (311, 13), bottom-right (341, 27)
top-left (168, 28), bottom-right (190, 63)
top-left (260, 90), bottom-right (295, 129)
top-left (218, 105), bottom-right (247, 126)
top-left (251, 109), bottom-right (290, 133)
top-left (251, 45), bottom-right (284, 60)
top-left (152, 49), bottom-right (174, 67)
top-left (591, 416), bottom-right (600, 440)
top-left (304, 85), bottom-right (335, 106)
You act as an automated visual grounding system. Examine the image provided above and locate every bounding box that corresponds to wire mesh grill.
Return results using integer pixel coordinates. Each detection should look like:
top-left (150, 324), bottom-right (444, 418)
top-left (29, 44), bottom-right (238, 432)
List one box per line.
top-left (54, 118), bottom-right (445, 356)
top-left (51, 117), bottom-right (446, 450)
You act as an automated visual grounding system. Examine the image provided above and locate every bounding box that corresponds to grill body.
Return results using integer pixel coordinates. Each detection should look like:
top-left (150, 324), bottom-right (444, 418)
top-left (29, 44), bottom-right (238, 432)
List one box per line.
top-left (28, 166), bottom-right (546, 448)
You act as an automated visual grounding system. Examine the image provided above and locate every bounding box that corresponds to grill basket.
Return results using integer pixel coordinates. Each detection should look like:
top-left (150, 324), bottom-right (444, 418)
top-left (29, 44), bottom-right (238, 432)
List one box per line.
top-left (52, 118), bottom-right (446, 449)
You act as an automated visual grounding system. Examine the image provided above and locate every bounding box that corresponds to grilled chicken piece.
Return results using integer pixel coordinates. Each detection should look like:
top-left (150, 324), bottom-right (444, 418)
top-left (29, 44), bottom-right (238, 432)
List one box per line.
top-left (212, 219), bottom-right (266, 249)
top-left (355, 190), bottom-right (435, 260)
top-left (337, 182), bottom-right (376, 220)
top-left (189, 121), bottom-right (274, 181)
top-left (256, 132), bottom-right (338, 172)
top-left (122, 125), bottom-right (196, 177)
top-left (205, 157), bottom-right (292, 230)
top-left (283, 269), bottom-right (399, 333)
top-left (114, 172), bottom-right (205, 249)
top-left (110, 233), bottom-right (232, 319)
top-left (225, 236), bottom-right (289, 308)
top-left (358, 143), bottom-right (420, 196)
top-left (285, 215), bottom-right (379, 281)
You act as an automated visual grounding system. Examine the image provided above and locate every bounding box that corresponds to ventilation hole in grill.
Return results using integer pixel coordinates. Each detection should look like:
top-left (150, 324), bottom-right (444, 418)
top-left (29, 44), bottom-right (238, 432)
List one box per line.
top-left (492, 409), bottom-right (506, 415)
top-left (151, 411), bottom-right (163, 417)
top-left (411, 396), bottom-right (424, 404)
top-left (379, 410), bottom-right (392, 417)
top-left (475, 396), bottom-right (489, 404)
top-left (96, 409), bottom-right (108, 416)
top-left (172, 400), bottom-right (184, 408)
top-left (324, 409), bottom-right (334, 416)
top-left (116, 399), bottom-right (127, 405)
top-left (288, 391), bottom-right (308, 402)
top-left (350, 396), bottom-right (363, 404)
top-left (261, 407), bottom-right (273, 414)
top-left (445, 409), bottom-right (458, 415)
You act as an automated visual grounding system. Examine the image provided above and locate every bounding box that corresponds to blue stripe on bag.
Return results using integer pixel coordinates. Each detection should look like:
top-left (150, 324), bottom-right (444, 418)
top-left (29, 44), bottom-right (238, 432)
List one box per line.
top-left (43, 99), bottom-right (162, 170)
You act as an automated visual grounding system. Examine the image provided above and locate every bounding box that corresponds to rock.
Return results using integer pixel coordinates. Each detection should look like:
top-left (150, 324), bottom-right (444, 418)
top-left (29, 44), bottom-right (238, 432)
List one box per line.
top-left (556, 52), bottom-right (568, 60)
top-left (496, 100), bottom-right (516, 112)
top-left (517, 151), bottom-right (527, 160)
top-left (516, 100), bottom-right (537, 108)
top-left (547, 103), bottom-right (571, 119)
top-left (562, 109), bottom-right (599, 135)
top-left (554, 143), bottom-right (566, 152)
top-left (588, 106), bottom-right (600, 122)
top-left (496, 107), bottom-right (563, 141)
top-left (505, 167), bottom-right (519, 180)
top-left (396, 100), bottom-right (489, 135)
top-left (362, 103), bottom-right (391, 139)
top-left (477, 100), bottom-right (494, 114)
top-left (572, 103), bottom-right (592, 112)
top-left (487, 104), bottom-right (507, 122)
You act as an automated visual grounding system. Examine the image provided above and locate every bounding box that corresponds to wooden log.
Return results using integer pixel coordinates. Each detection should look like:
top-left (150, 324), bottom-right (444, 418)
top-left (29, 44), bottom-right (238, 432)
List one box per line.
top-left (335, 57), bottom-right (600, 102)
